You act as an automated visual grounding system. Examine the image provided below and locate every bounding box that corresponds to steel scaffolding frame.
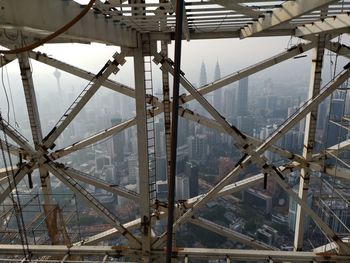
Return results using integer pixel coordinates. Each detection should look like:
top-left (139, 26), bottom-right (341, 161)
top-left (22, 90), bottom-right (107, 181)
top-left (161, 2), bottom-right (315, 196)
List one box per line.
top-left (1, 0), bottom-right (350, 262)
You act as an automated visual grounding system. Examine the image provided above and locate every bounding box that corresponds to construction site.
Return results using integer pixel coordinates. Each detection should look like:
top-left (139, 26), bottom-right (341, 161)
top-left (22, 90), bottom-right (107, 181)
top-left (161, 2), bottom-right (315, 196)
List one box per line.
top-left (1, 0), bottom-right (350, 262)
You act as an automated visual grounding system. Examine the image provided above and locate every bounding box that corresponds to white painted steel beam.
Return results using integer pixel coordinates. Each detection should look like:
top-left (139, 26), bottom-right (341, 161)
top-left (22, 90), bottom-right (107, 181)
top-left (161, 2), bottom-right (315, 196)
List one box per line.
top-left (0, 161), bottom-right (36, 204)
top-left (0, 166), bottom-right (18, 178)
top-left (294, 35), bottom-right (325, 251)
top-left (50, 118), bottom-right (137, 160)
top-left (189, 216), bottom-right (277, 250)
top-left (0, 54), bottom-right (16, 67)
top-left (153, 60), bottom-right (350, 250)
top-left (53, 41), bottom-right (314, 161)
top-left (29, 51), bottom-right (133, 100)
top-left (42, 50), bottom-right (128, 150)
top-left (167, 42), bottom-right (315, 104)
top-left (133, 38), bottom-right (152, 257)
top-left (161, 248), bottom-right (349, 261)
top-left (160, 42), bottom-right (172, 181)
top-left (0, 245), bottom-right (348, 261)
top-left (179, 107), bottom-right (306, 165)
top-left (0, 117), bottom-right (36, 156)
top-left (63, 165), bottom-right (140, 202)
top-left (17, 51), bottom-right (53, 206)
top-left (240, 0), bottom-right (337, 38)
top-left (326, 42), bottom-right (350, 60)
top-left (273, 174), bottom-right (350, 253)
top-left (255, 66), bottom-right (350, 156)
top-left (75, 211), bottom-right (166, 246)
top-left (45, 162), bottom-right (141, 248)
top-left (75, 218), bottom-right (142, 246)
top-left (0, 139), bottom-right (28, 159)
top-left (296, 14), bottom-right (350, 37)
top-left (209, 0), bottom-right (263, 19)
top-left (314, 237), bottom-right (350, 253)
top-left (0, 0), bottom-right (137, 47)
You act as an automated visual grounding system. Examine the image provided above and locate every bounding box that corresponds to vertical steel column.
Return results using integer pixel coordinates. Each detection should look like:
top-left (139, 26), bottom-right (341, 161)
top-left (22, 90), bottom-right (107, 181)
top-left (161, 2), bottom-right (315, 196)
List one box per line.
top-left (294, 35), bottom-right (326, 251)
top-left (160, 41), bottom-right (172, 180)
top-left (166, 0), bottom-right (184, 262)
top-left (17, 52), bottom-right (53, 204)
top-left (133, 37), bottom-right (151, 259)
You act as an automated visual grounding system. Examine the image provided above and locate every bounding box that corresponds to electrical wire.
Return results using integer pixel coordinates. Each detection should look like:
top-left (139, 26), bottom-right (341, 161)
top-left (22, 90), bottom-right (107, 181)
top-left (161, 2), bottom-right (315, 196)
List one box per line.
top-left (0, 0), bottom-right (96, 54)
top-left (4, 64), bottom-right (19, 127)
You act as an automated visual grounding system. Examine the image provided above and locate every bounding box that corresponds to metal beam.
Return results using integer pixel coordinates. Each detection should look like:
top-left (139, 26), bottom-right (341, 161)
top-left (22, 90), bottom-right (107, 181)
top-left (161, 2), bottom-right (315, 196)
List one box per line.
top-left (326, 41), bottom-right (350, 60)
top-left (155, 42), bottom-right (315, 105)
top-left (0, 54), bottom-right (16, 67)
top-left (0, 161), bottom-right (36, 204)
top-left (17, 51), bottom-right (53, 207)
top-left (63, 165), bottom-right (140, 202)
top-left (42, 50), bottom-right (128, 150)
top-left (0, 0), bottom-right (137, 47)
top-left (296, 14), bottom-right (350, 37)
top-left (29, 51), bottom-right (133, 100)
top-left (50, 117), bottom-right (137, 160)
top-left (189, 216), bottom-right (276, 250)
top-left (179, 107), bottom-right (306, 165)
top-left (0, 138), bottom-right (28, 159)
top-left (255, 66), bottom-right (350, 156)
top-left (240, 0), bottom-right (337, 38)
top-left (45, 162), bottom-right (141, 248)
top-left (132, 38), bottom-right (152, 256)
top-left (0, 116), bottom-right (36, 156)
top-left (153, 60), bottom-right (350, 250)
top-left (294, 34), bottom-right (325, 251)
top-left (273, 174), bottom-right (350, 253)
top-left (209, 0), bottom-right (263, 19)
top-left (0, 245), bottom-right (349, 261)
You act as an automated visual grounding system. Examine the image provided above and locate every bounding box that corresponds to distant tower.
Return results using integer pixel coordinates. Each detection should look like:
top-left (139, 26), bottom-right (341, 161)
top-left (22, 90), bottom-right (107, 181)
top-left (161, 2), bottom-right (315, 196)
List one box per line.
top-left (199, 61), bottom-right (213, 106)
top-left (53, 69), bottom-right (64, 111)
top-left (53, 68), bottom-right (62, 94)
top-left (237, 77), bottom-right (248, 116)
top-left (199, 61), bottom-right (207, 87)
top-left (213, 60), bottom-right (222, 111)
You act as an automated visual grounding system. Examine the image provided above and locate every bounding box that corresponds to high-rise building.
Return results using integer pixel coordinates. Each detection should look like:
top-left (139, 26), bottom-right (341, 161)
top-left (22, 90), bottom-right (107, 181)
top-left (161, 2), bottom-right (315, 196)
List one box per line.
top-left (237, 77), bottom-right (248, 116)
top-left (199, 61), bottom-right (207, 87)
top-left (213, 60), bottom-right (222, 111)
top-left (199, 61), bottom-right (213, 106)
top-left (187, 134), bottom-right (208, 163)
top-left (185, 162), bottom-right (199, 198)
top-left (176, 173), bottom-right (190, 200)
top-left (111, 115), bottom-right (125, 163)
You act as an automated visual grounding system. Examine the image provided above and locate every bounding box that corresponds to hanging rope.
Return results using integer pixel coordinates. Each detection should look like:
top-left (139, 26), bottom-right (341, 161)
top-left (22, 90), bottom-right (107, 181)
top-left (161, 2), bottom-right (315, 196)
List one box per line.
top-left (0, 0), bottom-right (96, 54)
top-left (0, 113), bottom-right (31, 261)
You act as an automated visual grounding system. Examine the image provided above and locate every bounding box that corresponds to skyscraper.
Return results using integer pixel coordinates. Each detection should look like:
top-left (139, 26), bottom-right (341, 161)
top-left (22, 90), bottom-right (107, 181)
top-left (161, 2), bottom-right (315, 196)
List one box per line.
top-left (199, 61), bottom-right (207, 87)
top-left (213, 60), bottom-right (222, 112)
top-left (185, 162), bottom-right (199, 198)
top-left (237, 77), bottom-right (248, 116)
top-left (199, 61), bottom-right (213, 106)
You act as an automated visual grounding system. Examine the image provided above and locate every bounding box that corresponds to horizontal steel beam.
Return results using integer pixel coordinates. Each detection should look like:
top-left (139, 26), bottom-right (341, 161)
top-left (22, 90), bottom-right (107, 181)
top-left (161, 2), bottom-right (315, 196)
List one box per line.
top-left (296, 14), bottom-right (350, 37)
top-left (0, 0), bottom-right (137, 47)
top-left (240, 0), bottom-right (337, 38)
top-left (190, 216), bottom-right (276, 250)
top-left (0, 245), bottom-right (348, 262)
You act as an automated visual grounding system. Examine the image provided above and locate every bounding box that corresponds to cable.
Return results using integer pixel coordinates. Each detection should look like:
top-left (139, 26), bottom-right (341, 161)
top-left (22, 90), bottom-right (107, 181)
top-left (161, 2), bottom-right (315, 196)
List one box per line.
top-left (0, 0), bottom-right (96, 54)
top-left (4, 64), bottom-right (19, 127)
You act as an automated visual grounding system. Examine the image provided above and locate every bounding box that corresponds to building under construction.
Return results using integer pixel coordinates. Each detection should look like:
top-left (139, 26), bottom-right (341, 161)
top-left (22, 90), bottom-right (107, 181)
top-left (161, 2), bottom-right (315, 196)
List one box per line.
top-left (1, 0), bottom-right (350, 262)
